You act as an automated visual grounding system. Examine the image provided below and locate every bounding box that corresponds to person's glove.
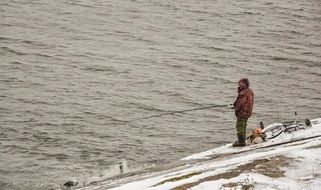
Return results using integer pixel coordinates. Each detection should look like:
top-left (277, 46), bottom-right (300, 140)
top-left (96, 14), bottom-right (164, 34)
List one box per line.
top-left (228, 103), bottom-right (235, 109)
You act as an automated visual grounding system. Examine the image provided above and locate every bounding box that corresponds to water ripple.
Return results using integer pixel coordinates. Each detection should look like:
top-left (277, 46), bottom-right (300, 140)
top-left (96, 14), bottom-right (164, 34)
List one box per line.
top-left (1, 0), bottom-right (321, 189)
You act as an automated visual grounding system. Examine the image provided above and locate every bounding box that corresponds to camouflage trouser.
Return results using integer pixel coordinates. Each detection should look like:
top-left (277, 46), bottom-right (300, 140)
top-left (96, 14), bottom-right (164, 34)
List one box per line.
top-left (236, 118), bottom-right (248, 137)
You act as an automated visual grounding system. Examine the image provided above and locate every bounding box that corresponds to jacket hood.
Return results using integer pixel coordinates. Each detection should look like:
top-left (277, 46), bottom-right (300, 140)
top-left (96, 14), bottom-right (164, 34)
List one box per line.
top-left (238, 78), bottom-right (250, 89)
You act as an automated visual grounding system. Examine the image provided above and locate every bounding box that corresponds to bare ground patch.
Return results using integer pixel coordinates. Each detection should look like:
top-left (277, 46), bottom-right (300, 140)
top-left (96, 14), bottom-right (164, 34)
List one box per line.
top-left (153, 172), bottom-right (201, 186)
top-left (169, 155), bottom-right (293, 190)
top-left (305, 144), bottom-right (321, 149)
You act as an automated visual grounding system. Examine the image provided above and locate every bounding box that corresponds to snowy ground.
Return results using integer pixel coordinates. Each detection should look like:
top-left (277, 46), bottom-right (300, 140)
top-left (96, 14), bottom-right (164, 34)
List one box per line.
top-left (189, 144), bottom-right (321, 190)
top-left (76, 118), bottom-right (321, 190)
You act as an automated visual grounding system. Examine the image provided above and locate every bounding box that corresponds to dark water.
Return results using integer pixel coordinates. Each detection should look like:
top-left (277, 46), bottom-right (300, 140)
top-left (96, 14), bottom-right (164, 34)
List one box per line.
top-left (1, 0), bottom-right (320, 189)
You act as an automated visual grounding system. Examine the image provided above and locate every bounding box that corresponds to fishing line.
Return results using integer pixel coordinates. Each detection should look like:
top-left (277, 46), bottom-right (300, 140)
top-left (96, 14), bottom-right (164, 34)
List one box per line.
top-left (127, 104), bottom-right (231, 123)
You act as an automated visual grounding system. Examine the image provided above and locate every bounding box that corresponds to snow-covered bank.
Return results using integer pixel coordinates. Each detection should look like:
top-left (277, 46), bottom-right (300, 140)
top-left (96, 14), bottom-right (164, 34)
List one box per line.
top-left (189, 144), bottom-right (321, 190)
top-left (77, 118), bottom-right (321, 190)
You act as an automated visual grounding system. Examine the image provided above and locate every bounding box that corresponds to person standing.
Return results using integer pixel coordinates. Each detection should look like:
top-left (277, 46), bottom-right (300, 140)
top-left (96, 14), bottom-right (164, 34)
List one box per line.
top-left (232, 78), bottom-right (254, 147)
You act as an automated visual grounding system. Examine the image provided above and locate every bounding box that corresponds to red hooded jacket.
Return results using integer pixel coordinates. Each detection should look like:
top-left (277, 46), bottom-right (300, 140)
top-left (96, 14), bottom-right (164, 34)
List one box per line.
top-left (234, 78), bottom-right (254, 119)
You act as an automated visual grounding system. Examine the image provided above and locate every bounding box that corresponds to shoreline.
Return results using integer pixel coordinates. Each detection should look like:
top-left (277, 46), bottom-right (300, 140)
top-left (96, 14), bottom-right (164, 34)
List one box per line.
top-left (77, 136), bottom-right (321, 190)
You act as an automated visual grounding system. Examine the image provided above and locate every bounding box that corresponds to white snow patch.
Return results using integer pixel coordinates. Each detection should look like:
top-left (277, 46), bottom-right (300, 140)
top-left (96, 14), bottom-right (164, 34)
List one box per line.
top-left (191, 146), bottom-right (321, 190)
top-left (190, 173), bottom-right (297, 190)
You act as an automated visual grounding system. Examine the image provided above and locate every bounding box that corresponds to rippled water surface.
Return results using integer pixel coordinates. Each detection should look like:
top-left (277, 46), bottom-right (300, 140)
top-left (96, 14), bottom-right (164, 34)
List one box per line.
top-left (1, 0), bottom-right (321, 189)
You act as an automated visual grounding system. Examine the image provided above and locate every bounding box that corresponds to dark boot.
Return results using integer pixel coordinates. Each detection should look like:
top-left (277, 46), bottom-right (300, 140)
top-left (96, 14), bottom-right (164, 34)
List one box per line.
top-left (232, 134), bottom-right (246, 147)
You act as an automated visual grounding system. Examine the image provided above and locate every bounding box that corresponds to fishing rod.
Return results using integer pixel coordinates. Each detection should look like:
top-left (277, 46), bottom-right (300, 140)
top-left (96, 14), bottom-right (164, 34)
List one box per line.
top-left (127, 104), bottom-right (232, 122)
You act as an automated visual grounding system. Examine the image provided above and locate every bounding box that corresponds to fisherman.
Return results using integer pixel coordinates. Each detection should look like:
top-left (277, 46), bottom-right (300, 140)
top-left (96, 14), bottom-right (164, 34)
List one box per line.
top-left (232, 78), bottom-right (254, 147)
